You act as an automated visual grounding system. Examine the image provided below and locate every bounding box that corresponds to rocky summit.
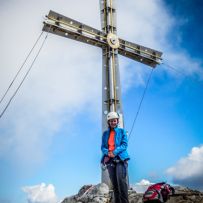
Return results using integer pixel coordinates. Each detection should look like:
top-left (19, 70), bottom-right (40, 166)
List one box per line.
top-left (61, 183), bottom-right (203, 203)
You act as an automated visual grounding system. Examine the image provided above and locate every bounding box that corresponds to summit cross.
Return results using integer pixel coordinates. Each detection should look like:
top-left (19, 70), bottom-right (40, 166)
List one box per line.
top-left (42, 0), bottom-right (162, 185)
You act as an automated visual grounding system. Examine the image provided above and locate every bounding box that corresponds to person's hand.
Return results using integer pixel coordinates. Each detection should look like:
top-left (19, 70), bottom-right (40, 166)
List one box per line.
top-left (108, 151), bottom-right (115, 158)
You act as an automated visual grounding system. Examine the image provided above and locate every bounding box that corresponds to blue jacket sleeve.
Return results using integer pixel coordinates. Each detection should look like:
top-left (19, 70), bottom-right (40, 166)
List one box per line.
top-left (113, 129), bottom-right (128, 156)
top-left (101, 133), bottom-right (108, 156)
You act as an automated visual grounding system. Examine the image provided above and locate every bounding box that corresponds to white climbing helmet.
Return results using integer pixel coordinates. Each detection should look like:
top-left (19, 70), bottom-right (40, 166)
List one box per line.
top-left (106, 111), bottom-right (119, 121)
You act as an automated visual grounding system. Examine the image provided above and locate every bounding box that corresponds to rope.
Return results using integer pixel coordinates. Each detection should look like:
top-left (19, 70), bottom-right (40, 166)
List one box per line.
top-left (0, 32), bottom-right (49, 119)
top-left (0, 31), bottom-right (44, 105)
top-left (128, 68), bottom-right (154, 141)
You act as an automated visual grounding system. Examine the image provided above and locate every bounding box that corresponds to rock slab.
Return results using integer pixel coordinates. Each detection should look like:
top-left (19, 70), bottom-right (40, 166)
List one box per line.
top-left (61, 183), bottom-right (203, 203)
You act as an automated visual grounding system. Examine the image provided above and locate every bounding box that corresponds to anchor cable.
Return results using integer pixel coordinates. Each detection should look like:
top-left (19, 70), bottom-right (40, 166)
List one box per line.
top-left (128, 68), bottom-right (154, 141)
top-left (161, 61), bottom-right (188, 76)
top-left (161, 61), bottom-right (203, 85)
top-left (0, 31), bottom-right (44, 105)
top-left (0, 32), bottom-right (49, 119)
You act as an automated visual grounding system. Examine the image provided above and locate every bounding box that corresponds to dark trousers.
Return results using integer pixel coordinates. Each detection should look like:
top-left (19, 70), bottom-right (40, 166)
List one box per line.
top-left (107, 161), bottom-right (129, 203)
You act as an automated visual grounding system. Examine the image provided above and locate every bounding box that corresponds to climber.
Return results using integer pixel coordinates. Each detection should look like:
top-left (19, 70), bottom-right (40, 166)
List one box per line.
top-left (101, 111), bottom-right (130, 203)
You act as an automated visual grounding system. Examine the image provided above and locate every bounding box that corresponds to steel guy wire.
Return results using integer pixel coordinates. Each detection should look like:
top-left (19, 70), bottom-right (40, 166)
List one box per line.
top-left (128, 59), bottom-right (202, 142)
top-left (161, 61), bottom-right (203, 85)
top-left (0, 32), bottom-right (49, 119)
top-left (128, 68), bottom-right (154, 142)
top-left (161, 61), bottom-right (188, 76)
top-left (0, 31), bottom-right (44, 106)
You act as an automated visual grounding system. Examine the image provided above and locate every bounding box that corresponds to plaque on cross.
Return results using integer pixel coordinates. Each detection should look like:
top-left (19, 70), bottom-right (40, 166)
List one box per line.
top-left (42, 0), bottom-right (162, 186)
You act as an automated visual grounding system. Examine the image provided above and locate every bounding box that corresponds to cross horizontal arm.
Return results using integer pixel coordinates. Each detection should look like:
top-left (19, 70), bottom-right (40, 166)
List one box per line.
top-left (43, 10), bottom-right (162, 67)
top-left (43, 10), bottom-right (108, 49)
top-left (118, 38), bottom-right (162, 67)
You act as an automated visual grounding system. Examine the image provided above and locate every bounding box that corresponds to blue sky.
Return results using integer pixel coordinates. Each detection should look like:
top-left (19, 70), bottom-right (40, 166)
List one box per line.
top-left (0, 0), bottom-right (203, 202)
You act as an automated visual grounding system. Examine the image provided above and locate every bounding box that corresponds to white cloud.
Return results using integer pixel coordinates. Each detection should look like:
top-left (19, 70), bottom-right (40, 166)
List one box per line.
top-left (117, 0), bottom-right (174, 49)
top-left (166, 145), bottom-right (203, 191)
top-left (22, 183), bottom-right (58, 203)
top-left (131, 179), bottom-right (153, 193)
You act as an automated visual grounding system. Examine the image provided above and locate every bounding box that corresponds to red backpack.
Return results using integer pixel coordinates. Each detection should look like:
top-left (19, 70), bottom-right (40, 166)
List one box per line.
top-left (143, 182), bottom-right (175, 203)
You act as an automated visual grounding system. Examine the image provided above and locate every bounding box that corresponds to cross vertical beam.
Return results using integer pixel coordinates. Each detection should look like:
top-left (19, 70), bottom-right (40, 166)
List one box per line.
top-left (101, 0), bottom-right (123, 130)
top-left (100, 0), bottom-right (124, 186)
